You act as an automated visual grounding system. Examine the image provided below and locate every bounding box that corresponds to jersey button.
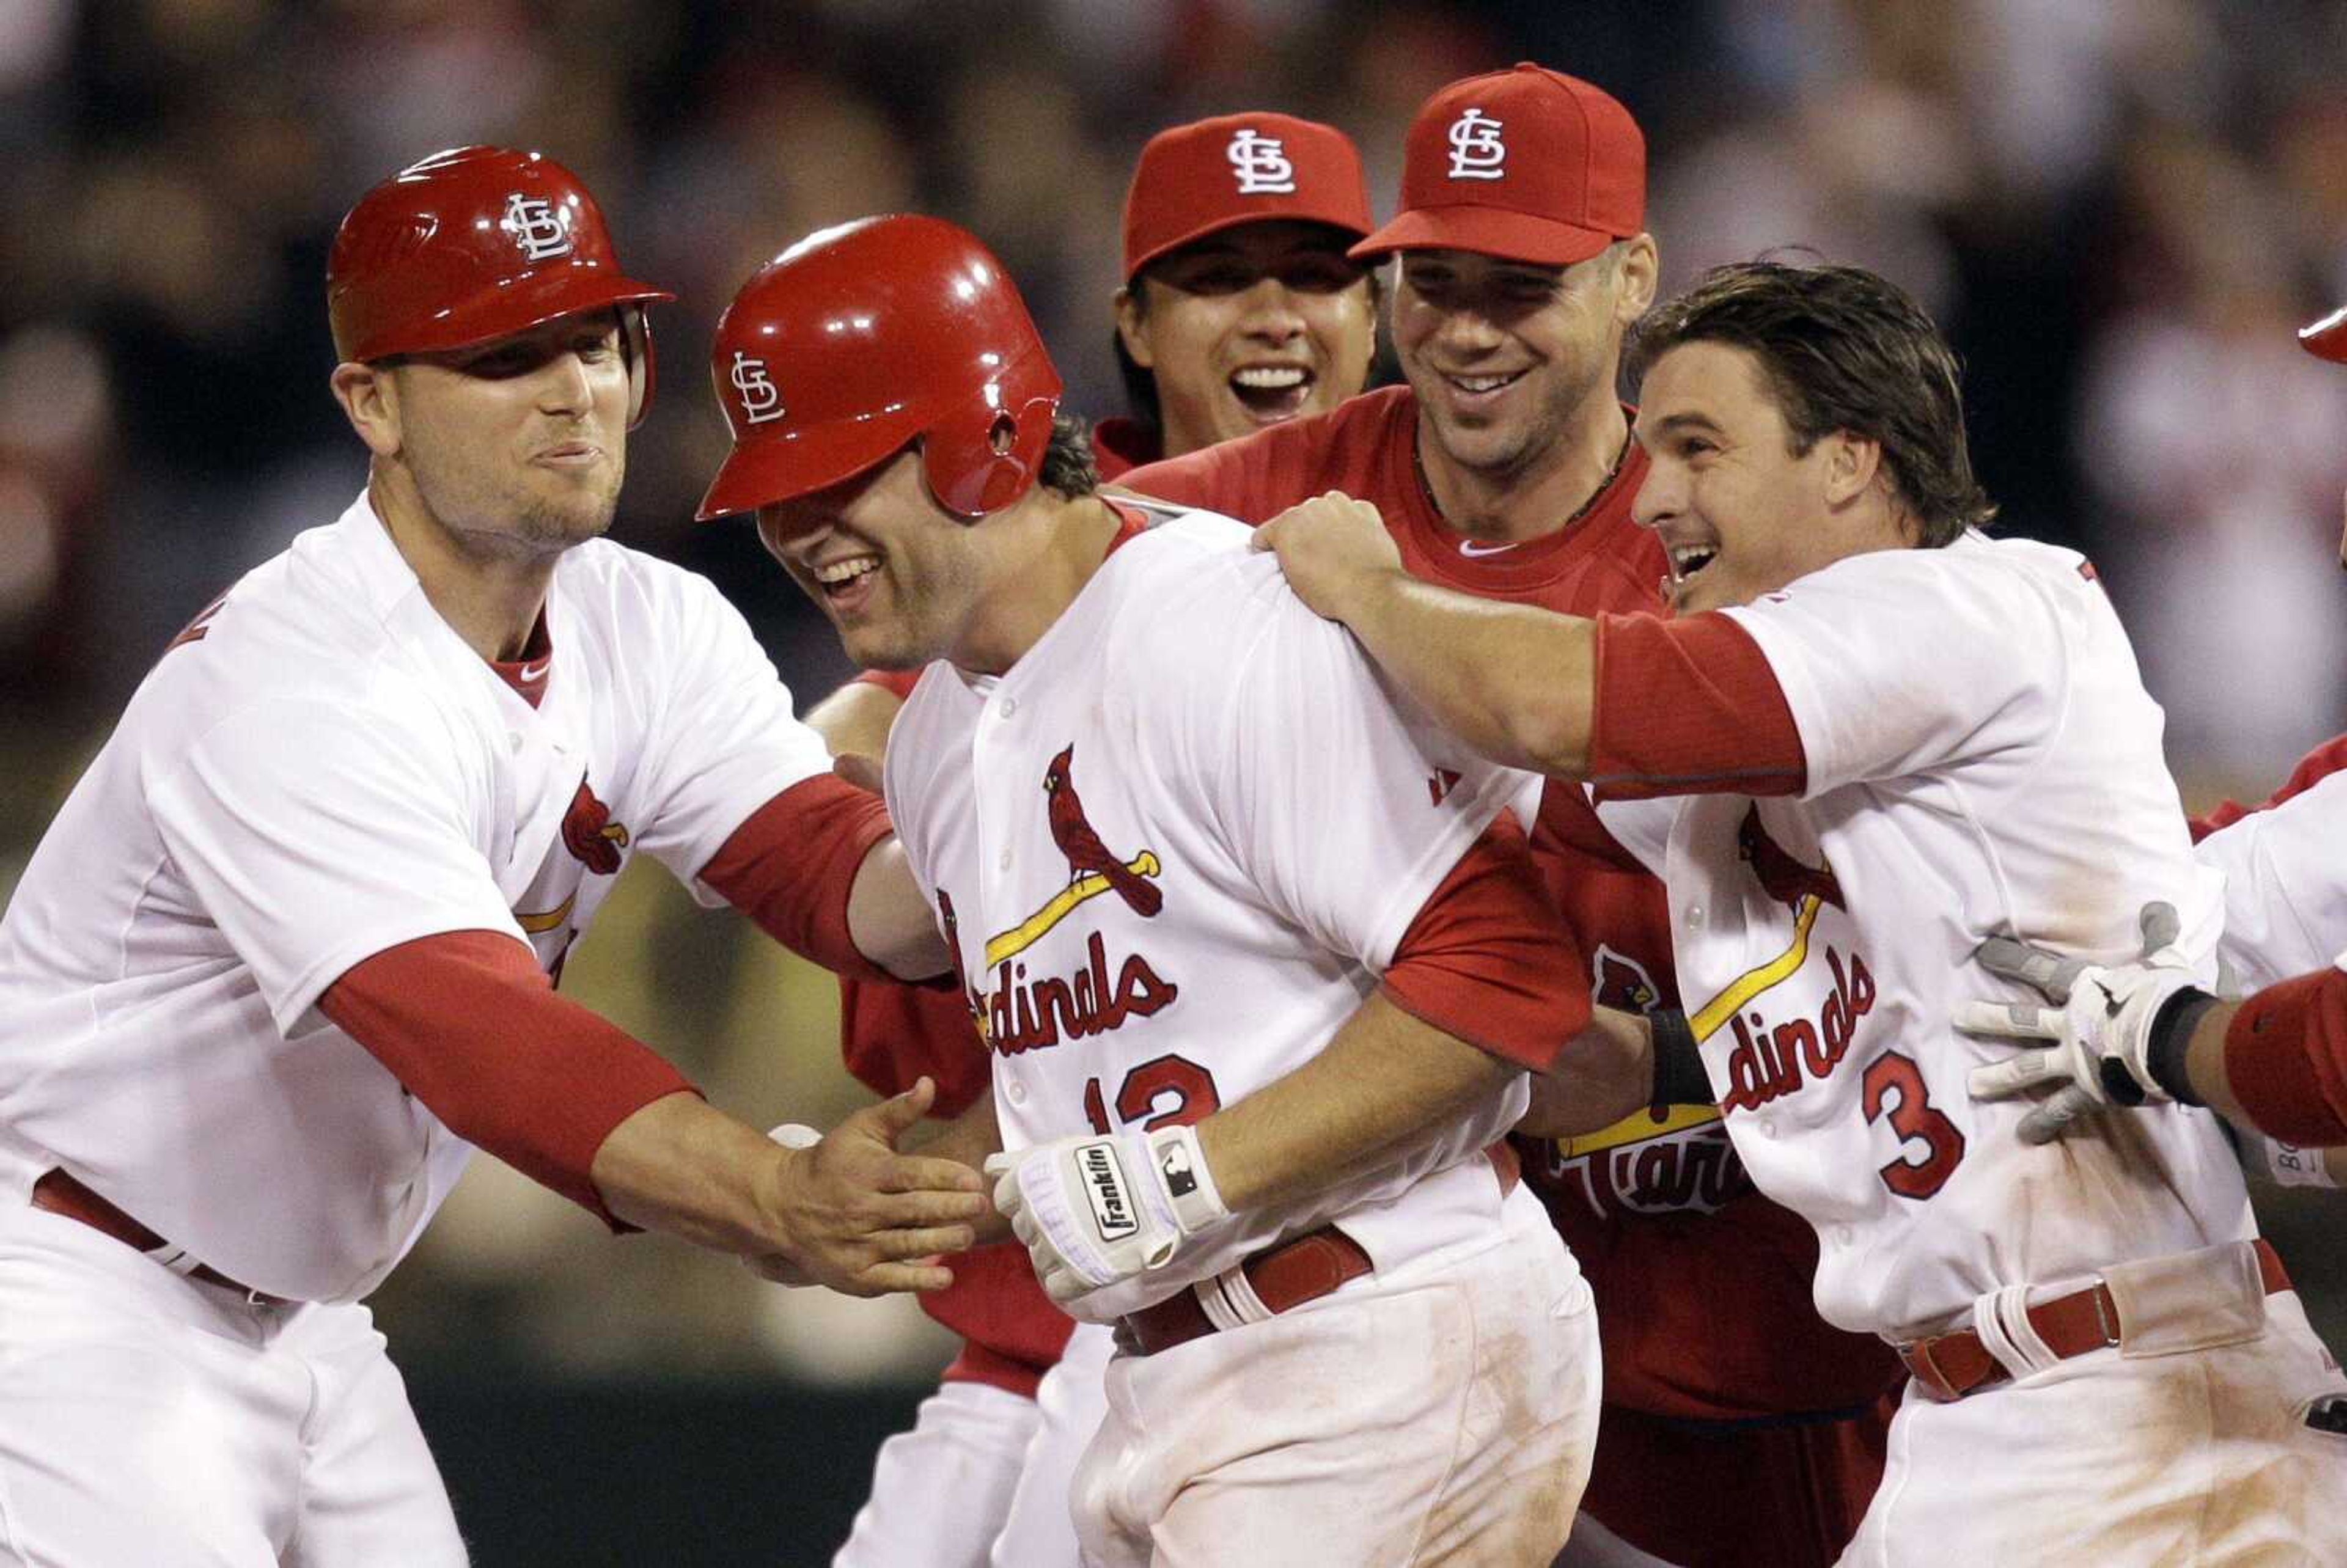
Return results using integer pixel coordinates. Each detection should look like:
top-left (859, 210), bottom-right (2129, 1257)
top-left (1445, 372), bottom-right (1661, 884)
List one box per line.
top-left (1757, 1118), bottom-right (1777, 1138)
top-left (1684, 904), bottom-right (1703, 929)
top-left (999, 697), bottom-right (1018, 717)
top-left (997, 846), bottom-right (1012, 871)
top-left (1004, 1079), bottom-right (1027, 1106)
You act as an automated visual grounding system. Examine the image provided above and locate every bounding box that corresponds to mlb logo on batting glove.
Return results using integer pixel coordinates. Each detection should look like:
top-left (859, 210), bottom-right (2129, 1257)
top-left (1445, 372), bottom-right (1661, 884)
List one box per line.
top-left (987, 1125), bottom-right (1228, 1305)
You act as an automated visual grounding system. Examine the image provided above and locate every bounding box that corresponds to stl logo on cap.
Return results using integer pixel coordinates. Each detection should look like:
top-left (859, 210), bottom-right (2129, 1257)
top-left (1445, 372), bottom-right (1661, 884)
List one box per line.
top-left (501, 192), bottom-right (574, 262)
top-left (1226, 128), bottom-right (1298, 195)
top-left (1446, 108), bottom-right (1507, 181)
top-left (729, 351), bottom-right (787, 425)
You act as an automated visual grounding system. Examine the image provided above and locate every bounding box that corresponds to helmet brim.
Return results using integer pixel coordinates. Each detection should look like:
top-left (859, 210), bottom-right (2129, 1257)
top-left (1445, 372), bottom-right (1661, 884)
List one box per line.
top-left (694, 405), bottom-right (927, 521)
top-left (2301, 306), bottom-right (2347, 364)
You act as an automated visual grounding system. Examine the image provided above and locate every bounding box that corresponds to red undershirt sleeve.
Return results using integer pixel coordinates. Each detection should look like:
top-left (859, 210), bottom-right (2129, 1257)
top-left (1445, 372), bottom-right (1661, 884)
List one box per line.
top-left (1378, 813), bottom-right (1592, 1072)
top-left (1586, 611), bottom-right (1807, 800)
top-left (2223, 968), bottom-right (2347, 1147)
top-left (854, 667), bottom-right (923, 700)
top-left (318, 931), bottom-right (697, 1229)
top-left (698, 773), bottom-right (899, 982)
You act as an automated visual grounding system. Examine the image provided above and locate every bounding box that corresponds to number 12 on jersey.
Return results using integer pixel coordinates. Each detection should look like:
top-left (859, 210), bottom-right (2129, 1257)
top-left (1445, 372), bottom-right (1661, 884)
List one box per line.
top-left (1083, 1053), bottom-right (1222, 1134)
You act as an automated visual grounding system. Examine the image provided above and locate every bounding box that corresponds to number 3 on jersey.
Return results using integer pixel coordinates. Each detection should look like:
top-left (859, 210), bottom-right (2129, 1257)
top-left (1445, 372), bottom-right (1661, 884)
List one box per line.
top-left (1083, 1053), bottom-right (1222, 1134)
top-left (1862, 1050), bottom-right (1966, 1198)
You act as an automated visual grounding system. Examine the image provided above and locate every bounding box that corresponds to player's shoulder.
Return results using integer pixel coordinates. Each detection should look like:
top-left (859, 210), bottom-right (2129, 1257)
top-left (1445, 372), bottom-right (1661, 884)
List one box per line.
top-left (552, 534), bottom-right (735, 625)
top-left (1765, 531), bottom-right (2096, 617)
top-left (1119, 385), bottom-right (1411, 497)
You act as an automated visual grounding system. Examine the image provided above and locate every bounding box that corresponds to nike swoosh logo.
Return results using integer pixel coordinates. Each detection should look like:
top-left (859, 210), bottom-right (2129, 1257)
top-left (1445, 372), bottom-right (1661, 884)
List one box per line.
top-left (519, 659), bottom-right (551, 681)
top-left (1456, 539), bottom-right (1521, 558)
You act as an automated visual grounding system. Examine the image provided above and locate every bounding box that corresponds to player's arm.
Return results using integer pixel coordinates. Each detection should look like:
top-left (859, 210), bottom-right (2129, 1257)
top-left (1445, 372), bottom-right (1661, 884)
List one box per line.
top-left (319, 932), bottom-right (988, 1294)
top-left (1252, 494), bottom-right (1807, 794)
top-left (1517, 1005), bottom-right (1707, 1138)
top-left (805, 670), bottom-right (913, 763)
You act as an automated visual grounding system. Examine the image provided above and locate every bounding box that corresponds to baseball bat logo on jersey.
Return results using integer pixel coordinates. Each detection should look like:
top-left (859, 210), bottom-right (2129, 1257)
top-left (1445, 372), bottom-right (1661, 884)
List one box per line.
top-left (501, 192), bottom-right (573, 263)
top-left (1445, 109), bottom-right (1507, 180)
top-left (1227, 128), bottom-right (1298, 194)
top-left (1079, 1143), bottom-right (1140, 1242)
top-left (728, 352), bottom-right (787, 425)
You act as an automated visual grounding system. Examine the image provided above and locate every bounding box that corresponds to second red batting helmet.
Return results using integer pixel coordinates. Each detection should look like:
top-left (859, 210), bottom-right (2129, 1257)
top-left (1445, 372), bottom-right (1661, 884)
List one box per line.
top-left (695, 215), bottom-right (1062, 522)
top-left (326, 146), bottom-right (674, 425)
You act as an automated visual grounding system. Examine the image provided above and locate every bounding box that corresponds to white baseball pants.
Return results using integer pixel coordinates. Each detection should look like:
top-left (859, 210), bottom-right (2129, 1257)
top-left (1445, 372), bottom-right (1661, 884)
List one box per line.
top-left (835, 1323), bottom-right (1113, 1567)
top-left (1073, 1184), bottom-right (1602, 1567)
top-left (0, 1200), bottom-right (465, 1567)
top-left (1843, 1271), bottom-right (2347, 1563)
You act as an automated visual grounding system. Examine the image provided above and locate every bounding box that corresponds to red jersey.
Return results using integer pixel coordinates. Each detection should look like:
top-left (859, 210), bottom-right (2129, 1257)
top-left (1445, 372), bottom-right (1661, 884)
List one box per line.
top-left (1121, 384), bottom-right (1901, 1421)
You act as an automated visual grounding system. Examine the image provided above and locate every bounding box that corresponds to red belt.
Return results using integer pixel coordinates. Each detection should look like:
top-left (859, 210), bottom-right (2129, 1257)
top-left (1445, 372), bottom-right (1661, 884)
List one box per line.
top-left (30, 1168), bottom-right (289, 1306)
top-left (1119, 1141), bottom-right (1522, 1357)
top-left (1898, 1238), bottom-right (2290, 1402)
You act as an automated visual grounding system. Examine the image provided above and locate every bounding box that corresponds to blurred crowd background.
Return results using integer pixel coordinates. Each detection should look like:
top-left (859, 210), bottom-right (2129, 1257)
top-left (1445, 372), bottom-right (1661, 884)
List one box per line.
top-left (6, 0), bottom-right (2347, 1556)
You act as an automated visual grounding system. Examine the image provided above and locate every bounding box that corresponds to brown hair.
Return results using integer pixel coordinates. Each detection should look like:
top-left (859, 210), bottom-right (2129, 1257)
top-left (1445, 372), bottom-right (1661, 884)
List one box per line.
top-left (1038, 414), bottom-right (1099, 500)
top-left (1629, 262), bottom-right (1995, 546)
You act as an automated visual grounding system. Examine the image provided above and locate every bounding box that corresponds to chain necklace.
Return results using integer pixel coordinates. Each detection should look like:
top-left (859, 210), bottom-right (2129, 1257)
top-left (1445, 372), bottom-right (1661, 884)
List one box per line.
top-left (1415, 424), bottom-right (1635, 543)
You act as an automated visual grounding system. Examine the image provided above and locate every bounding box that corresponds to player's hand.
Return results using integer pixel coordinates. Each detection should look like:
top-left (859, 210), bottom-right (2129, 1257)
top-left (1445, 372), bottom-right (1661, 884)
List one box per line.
top-left (1249, 491), bottom-right (1405, 625)
top-left (760, 1077), bottom-right (990, 1297)
top-left (1955, 903), bottom-right (2202, 1144)
top-left (984, 1125), bottom-right (1228, 1305)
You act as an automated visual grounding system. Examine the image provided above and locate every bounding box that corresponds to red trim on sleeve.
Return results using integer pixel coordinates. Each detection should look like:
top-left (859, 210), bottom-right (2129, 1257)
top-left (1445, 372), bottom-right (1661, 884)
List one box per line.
top-left (2190, 732), bottom-right (2347, 842)
top-left (318, 931), bottom-right (697, 1229)
top-left (1586, 612), bottom-right (1806, 800)
top-left (1379, 814), bottom-right (1592, 1072)
top-left (699, 774), bottom-right (900, 981)
top-left (854, 667), bottom-right (924, 701)
top-left (2224, 968), bottom-right (2347, 1147)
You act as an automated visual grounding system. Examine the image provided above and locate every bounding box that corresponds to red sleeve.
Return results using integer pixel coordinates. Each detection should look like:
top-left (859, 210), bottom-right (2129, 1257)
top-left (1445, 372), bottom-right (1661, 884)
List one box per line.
top-left (2223, 968), bottom-right (2347, 1147)
top-left (318, 931), bottom-right (696, 1228)
top-left (2189, 732), bottom-right (2347, 841)
top-left (698, 774), bottom-right (900, 981)
top-left (1378, 813), bottom-right (1592, 1071)
top-left (1587, 611), bottom-right (1806, 800)
top-left (1118, 436), bottom-right (1272, 517)
top-left (854, 667), bottom-right (923, 700)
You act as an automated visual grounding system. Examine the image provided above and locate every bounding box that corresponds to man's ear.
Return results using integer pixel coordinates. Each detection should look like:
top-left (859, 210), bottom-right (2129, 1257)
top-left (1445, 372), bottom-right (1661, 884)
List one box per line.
top-left (330, 361), bottom-right (401, 459)
top-left (1821, 429), bottom-right (1884, 510)
top-left (1112, 285), bottom-right (1155, 370)
top-left (1613, 233), bottom-right (1660, 326)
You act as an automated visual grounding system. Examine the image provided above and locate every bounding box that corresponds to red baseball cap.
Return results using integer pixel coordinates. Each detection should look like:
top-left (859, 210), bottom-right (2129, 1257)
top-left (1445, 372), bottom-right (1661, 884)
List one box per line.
top-left (1351, 63), bottom-right (1645, 266)
top-left (1123, 112), bottom-right (1373, 280)
top-left (2301, 304), bottom-right (2347, 363)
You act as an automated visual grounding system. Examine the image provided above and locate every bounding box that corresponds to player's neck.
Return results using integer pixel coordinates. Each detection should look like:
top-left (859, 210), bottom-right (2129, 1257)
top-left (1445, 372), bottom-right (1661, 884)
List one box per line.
top-left (1416, 393), bottom-right (1630, 546)
top-left (949, 494), bottom-right (1124, 677)
top-left (369, 472), bottom-right (558, 663)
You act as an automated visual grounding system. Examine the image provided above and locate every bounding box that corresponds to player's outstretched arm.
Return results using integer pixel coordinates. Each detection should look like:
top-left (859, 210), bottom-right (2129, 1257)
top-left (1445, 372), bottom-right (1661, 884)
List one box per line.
top-left (1517, 1006), bottom-right (1708, 1138)
top-left (1251, 493), bottom-right (1600, 776)
top-left (595, 1078), bottom-right (990, 1296)
top-left (804, 675), bottom-right (908, 764)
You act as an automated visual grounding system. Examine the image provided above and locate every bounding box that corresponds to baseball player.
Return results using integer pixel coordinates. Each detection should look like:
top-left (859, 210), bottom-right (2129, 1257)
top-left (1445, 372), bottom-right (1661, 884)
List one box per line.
top-left (699, 213), bottom-right (1643, 1567)
top-left (1254, 258), bottom-right (2347, 1561)
top-left (1117, 64), bottom-right (1900, 1568)
top-left (0, 147), bottom-right (991, 1566)
top-left (797, 112), bottom-right (1381, 1568)
top-left (1963, 306), bottom-right (2347, 1182)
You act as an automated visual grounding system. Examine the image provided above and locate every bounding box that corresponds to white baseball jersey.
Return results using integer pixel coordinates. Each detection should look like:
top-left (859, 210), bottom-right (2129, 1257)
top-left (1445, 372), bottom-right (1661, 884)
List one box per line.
top-left (0, 492), bottom-right (831, 1302)
top-left (884, 509), bottom-right (1535, 1325)
top-left (2196, 768), bottom-right (2347, 990)
top-left (1597, 533), bottom-right (2250, 1339)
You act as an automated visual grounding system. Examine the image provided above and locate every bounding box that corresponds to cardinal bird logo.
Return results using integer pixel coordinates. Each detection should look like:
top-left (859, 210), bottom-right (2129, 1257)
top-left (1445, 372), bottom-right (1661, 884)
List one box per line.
top-left (1736, 804), bottom-right (1842, 913)
top-left (1043, 745), bottom-right (1162, 917)
top-left (560, 779), bottom-right (631, 876)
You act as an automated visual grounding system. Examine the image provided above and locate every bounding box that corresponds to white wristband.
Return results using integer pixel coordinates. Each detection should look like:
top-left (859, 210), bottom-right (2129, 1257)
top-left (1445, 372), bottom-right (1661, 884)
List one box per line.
top-left (2266, 1137), bottom-right (2339, 1189)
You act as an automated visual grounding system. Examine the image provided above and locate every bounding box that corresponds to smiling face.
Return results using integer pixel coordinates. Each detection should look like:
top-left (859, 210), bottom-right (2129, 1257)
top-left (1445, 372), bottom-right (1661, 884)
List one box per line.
top-left (1115, 220), bottom-right (1375, 456)
top-left (755, 447), bottom-right (990, 671)
top-left (1392, 244), bottom-right (1645, 482)
top-left (380, 310), bottom-right (631, 559)
top-left (1633, 339), bottom-right (1899, 615)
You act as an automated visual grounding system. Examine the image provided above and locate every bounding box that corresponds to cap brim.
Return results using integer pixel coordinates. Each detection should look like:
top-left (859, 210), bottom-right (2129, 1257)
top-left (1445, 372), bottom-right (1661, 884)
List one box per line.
top-left (384, 268), bottom-right (675, 359)
top-left (1128, 209), bottom-right (1373, 280)
top-left (694, 406), bottom-right (925, 522)
top-left (1349, 206), bottom-right (1618, 267)
top-left (2301, 306), bottom-right (2347, 364)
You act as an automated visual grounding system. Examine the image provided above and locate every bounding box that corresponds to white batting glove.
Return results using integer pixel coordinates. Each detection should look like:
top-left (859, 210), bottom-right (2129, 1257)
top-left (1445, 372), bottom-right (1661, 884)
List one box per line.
top-left (1956, 903), bottom-right (2203, 1144)
top-left (983, 1125), bottom-right (1229, 1305)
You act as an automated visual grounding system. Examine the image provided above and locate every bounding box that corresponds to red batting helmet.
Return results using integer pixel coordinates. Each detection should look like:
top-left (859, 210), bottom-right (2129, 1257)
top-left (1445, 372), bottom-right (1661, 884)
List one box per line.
top-left (326, 146), bottom-right (674, 426)
top-left (696, 215), bottom-right (1062, 522)
top-left (2302, 305), bottom-right (2347, 364)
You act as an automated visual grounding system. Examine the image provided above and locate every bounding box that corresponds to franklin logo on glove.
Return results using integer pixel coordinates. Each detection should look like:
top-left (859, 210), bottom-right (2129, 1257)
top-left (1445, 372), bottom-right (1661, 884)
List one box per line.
top-left (1081, 1143), bottom-right (1139, 1240)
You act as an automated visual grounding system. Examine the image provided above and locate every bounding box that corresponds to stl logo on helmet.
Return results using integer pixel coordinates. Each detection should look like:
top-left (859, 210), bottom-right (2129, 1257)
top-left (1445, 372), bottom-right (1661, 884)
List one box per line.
top-left (729, 351), bottom-right (787, 425)
top-left (1226, 128), bottom-right (1296, 195)
top-left (1446, 108), bottom-right (1507, 181)
top-left (501, 192), bottom-right (573, 263)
